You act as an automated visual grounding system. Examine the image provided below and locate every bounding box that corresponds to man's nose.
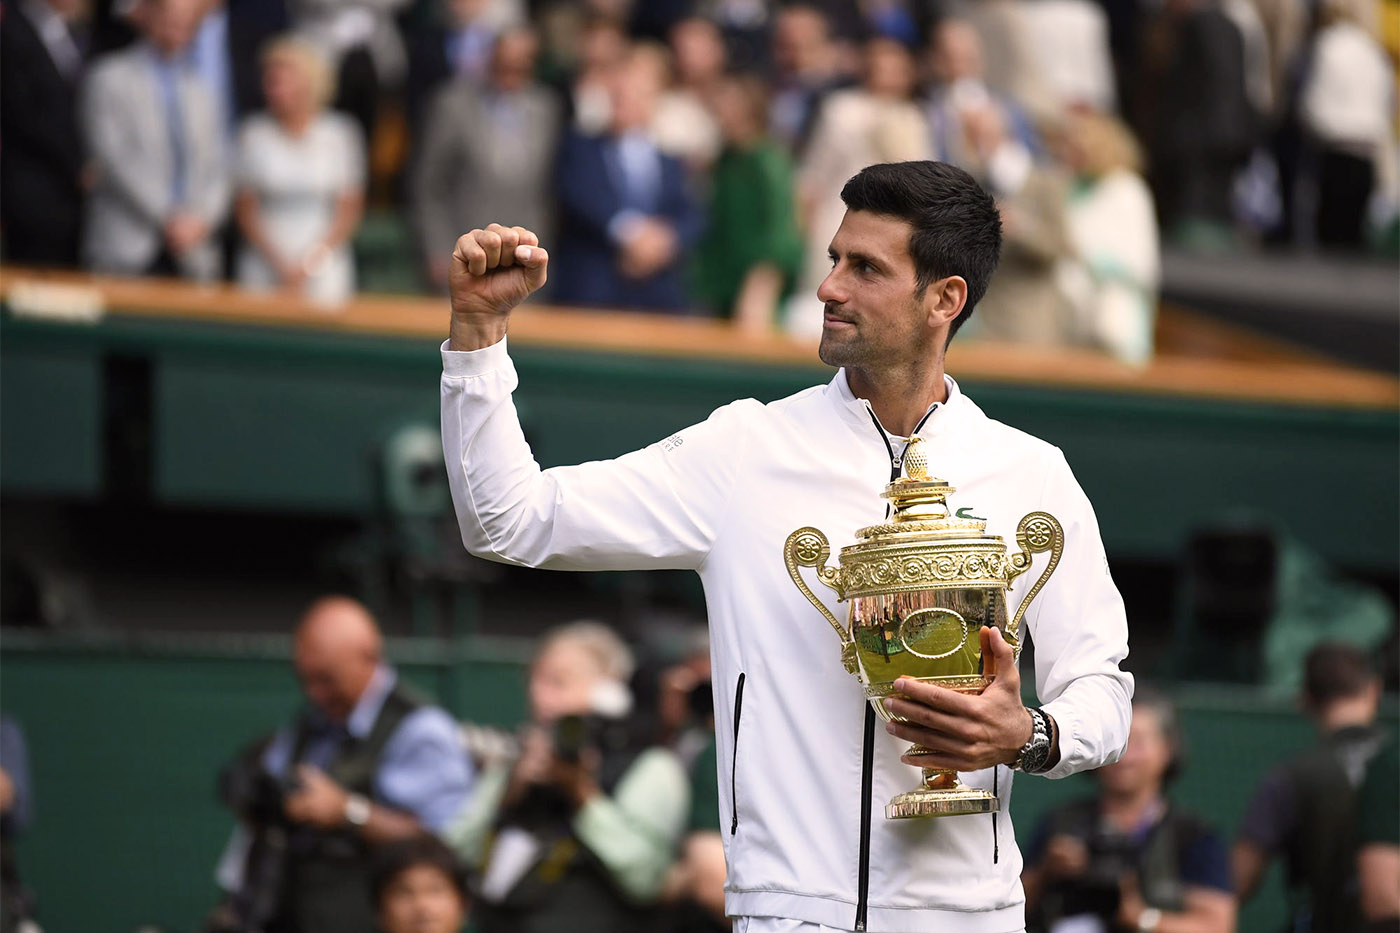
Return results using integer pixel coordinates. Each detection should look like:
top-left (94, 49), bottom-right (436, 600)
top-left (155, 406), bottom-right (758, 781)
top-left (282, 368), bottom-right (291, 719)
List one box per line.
top-left (816, 268), bottom-right (844, 305)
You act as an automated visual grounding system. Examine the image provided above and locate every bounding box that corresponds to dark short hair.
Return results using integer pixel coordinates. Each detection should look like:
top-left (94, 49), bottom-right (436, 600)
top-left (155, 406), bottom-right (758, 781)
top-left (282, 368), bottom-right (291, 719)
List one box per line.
top-left (371, 835), bottom-right (469, 907)
top-left (1303, 643), bottom-right (1377, 706)
top-left (839, 161), bottom-right (1003, 340)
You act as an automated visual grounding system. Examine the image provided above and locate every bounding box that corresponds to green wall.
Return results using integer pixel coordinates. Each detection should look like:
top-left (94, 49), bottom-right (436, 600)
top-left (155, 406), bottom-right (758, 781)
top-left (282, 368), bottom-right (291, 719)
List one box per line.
top-left (3, 312), bottom-right (1396, 571)
top-left (2, 635), bottom-right (1392, 932)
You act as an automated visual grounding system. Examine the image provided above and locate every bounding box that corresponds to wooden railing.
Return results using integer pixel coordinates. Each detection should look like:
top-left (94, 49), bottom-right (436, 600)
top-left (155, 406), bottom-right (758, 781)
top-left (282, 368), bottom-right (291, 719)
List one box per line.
top-left (2, 266), bottom-right (1395, 409)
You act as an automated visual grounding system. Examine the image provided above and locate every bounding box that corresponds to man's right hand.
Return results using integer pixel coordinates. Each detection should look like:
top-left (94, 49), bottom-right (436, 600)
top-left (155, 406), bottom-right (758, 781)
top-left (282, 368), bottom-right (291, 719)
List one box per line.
top-left (449, 224), bottom-right (550, 351)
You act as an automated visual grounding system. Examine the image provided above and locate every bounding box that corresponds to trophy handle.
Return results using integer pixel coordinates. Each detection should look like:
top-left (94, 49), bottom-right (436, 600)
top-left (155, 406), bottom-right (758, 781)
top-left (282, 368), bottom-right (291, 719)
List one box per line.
top-left (783, 527), bottom-right (857, 673)
top-left (1005, 512), bottom-right (1065, 657)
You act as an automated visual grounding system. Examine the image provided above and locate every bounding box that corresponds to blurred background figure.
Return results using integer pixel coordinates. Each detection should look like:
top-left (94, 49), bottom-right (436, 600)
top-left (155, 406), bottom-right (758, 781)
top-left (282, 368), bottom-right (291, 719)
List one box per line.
top-left (403, 0), bottom-right (523, 135)
top-left (689, 72), bottom-right (803, 330)
top-left (81, 0), bottom-right (230, 280)
top-left (651, 17), bottom-right (728, 170)
top-left (235, 36), bottom-right (365, 307)
top-left (442, 621), bottom-right (689, 933)
top-left (1021, 687), bottom-right (1236, 933)
top-left (650, 633), bottom-right (729, 933)
top-left (286, 0), bottom-right (412, 148)
top-left (1233, 643), bottom-right (1388, 933)
top-left (0, 0), bottom-right (89, 269)
top-left (1018, 0), bottom-right (1117, 115)
top-left (767, 4), bottom-right (852, 158)
top-left (786, 35), bottom-right (929, 336)
top-left (562, 14), bottom-right (629, 135)
top-left (1048, 109), bottom-right (1161, 365)
top-left (0, 716), bottom-right (36, 933)
top-left (372, 836), bottom-right (470, 933)
top-left (1296, 0), bottom-right (1394, 249)
top-left (211, 596), bottom-right (472, 933)
top-left (1356, 740), bottom-right (1400, 932)
top-left (552, 46), bottom-right (701, 313)
top-left (411, 27), bottom-right (559, 293)
top-left (921, 17), bottom-right (1036, 198)
top-left (1132, 0), bottom-right (1256, 250)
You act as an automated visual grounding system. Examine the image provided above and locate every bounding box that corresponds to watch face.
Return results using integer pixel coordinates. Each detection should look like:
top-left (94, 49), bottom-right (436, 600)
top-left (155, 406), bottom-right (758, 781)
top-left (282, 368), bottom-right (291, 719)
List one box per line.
top-left (1023, 739), bottom-right (1049, 773)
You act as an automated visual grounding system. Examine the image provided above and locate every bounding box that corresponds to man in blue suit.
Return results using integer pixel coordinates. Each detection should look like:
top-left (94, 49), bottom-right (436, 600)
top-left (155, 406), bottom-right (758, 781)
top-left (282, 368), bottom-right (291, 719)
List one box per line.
top-left (553, 48), bottom-right (702, 313)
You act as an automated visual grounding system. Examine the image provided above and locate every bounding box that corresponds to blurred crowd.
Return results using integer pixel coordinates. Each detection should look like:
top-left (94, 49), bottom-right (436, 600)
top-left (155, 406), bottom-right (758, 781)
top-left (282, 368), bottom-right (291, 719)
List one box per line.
top-left (1, 0), bottom-right (1397, 364)
top-left (9, 600), bottom-right (1398, 933)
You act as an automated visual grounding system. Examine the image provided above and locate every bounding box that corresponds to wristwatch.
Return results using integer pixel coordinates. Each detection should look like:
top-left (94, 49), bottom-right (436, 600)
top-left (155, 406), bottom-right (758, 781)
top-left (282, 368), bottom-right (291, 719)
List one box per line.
top-left (1011, 707), bottom-right (1054, 773)
top-left (344, 793), bottom-right (372, 828)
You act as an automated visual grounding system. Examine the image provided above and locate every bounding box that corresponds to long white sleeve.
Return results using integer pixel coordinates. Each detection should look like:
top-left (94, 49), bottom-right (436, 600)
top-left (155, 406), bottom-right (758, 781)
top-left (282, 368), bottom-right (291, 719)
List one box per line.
top-left (441, 338), bottom-right (751, 572)
top-left (1024, 448), bottom-right (1134, 778)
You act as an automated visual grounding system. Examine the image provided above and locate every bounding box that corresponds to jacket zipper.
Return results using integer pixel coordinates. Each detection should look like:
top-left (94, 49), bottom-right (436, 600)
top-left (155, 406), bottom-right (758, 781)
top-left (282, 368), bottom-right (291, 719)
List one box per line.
top-left (730, 671), bottom-right (746, 834)
top-left (855, 405), bottom-right (937, 931)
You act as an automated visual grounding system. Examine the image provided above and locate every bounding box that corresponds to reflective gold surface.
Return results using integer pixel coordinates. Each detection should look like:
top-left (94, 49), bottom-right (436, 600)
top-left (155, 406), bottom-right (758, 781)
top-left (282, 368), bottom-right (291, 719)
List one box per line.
top-left (784, 437), bottom-right (1064, 818)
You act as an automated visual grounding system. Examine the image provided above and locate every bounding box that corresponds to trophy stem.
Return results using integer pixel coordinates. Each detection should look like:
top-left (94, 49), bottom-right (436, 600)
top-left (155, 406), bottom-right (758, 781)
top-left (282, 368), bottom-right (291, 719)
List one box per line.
top-left (886, 744), bottom-right (999, 819)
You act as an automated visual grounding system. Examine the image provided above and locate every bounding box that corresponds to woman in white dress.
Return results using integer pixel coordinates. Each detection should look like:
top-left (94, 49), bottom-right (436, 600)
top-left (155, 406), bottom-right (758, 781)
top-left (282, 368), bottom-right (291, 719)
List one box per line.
top-left (1048, 110), bottom-right (1160, 366)
top-left (235, 37), bottom-right (365, 306)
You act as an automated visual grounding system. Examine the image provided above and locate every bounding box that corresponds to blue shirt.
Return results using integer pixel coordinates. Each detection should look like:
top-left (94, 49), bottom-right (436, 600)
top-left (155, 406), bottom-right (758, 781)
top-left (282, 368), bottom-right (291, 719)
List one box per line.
top-left (260, 665), bottom-right (474, 831)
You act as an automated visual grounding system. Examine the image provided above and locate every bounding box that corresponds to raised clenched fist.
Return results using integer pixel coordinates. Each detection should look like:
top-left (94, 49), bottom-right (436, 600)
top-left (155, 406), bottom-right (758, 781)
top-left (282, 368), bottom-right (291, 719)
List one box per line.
top-left (450, 223), bottom-right (550, 320)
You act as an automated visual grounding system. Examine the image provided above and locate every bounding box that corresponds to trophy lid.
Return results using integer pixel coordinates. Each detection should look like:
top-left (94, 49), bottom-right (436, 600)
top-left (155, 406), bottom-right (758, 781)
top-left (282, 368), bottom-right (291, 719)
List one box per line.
top-left (858, 437), bottom-right (986, 539)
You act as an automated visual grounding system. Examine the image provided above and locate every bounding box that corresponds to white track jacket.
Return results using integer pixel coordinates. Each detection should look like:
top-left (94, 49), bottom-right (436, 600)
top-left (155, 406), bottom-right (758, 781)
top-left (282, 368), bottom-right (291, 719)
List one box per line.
top-left (441, 338), bottom-right (1133, 933)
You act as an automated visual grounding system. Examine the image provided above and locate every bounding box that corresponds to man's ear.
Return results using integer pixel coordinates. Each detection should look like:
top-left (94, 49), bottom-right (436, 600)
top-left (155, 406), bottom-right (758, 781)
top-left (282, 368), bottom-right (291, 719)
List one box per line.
top-left (924, 275), bottom-right (968, 330)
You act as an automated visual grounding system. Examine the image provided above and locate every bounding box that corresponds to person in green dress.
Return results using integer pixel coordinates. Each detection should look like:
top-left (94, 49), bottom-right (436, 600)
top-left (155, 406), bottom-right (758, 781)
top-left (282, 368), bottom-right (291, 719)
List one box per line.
top-left (690, 74), bottom-right (804, 331)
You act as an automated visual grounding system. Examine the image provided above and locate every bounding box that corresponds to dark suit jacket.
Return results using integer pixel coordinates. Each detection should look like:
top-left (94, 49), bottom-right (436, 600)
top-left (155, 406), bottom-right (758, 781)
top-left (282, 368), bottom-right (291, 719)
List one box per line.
top-left (551, 131), bottom-right (702, 313)
top-left (0, 3), bottom-right (85, 265)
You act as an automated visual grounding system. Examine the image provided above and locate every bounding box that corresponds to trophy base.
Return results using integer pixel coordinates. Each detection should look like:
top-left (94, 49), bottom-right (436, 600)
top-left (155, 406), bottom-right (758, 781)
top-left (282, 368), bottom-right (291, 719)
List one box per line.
top-left (885, 785), bottom-right (999, 819)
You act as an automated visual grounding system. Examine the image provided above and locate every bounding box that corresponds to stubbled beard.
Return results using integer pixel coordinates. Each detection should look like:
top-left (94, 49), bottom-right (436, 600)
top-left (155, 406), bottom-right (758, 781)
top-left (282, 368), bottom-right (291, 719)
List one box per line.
top-left (817, 302), bottom-right (867, 369)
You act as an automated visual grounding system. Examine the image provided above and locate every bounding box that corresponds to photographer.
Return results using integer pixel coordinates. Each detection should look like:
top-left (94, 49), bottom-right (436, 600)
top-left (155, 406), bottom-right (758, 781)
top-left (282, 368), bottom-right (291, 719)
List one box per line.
top-left (441, 621), bottom-right (689, 933)
top-left (1021, 687), bottom-right (1235, 933)
top-left (211, 597), bottom-right (473, 933)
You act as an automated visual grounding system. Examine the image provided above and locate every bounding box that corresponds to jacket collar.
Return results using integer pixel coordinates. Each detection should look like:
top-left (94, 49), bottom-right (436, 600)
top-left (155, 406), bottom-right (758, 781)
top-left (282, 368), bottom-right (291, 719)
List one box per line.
top-left (825, 367), bottom-right (964, 439)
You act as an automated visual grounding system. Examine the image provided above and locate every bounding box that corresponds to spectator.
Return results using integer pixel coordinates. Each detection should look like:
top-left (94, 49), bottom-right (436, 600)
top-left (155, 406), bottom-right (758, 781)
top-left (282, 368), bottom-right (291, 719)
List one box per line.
top-left (213, 596), bottom-right (473, 933)
top-left (962, 0), bottom-right (1041, 119)
top-left (690, 73), bottom-right (804, 330)
top-left (1048, 110), bottom-right (1160, 365)
top-left (922, 18), bottom-right (1036, 197)
top-left (404, 0), bottom-right (523, 135)
top-left (81, 0), bottom-right (231, 280)
top-left (1298, 0), bottom-right (1394, 248)
top-left (0, 0), bottom-right (88, 268)
top-left (1022, 687), bottom-right (1236, 933)
top-left (288, 0), bottom-right (413, 146)
top-left (0, 716), bottom-right (36, 933)
top-left (1133, 0), bottom-right (1255, 249)
top-left (767, 4), bottom-right (852, 157)
top-left (654, 642), bottom-right (728, 933)
top-left (1019, 0), bottom-right (1117, 113)
top-left (234, 36), bottom-right (365, 306)
top-left (412, 27), bottom-right (560, 293)
top-left (372, 836), bottom-right (470, 933)
top-left (1356, 741), bottom-right (1400, 931)
top-left (1233, 643), bottom-right (1389, 933)
top-left (552, 46), bottom-right (703, 313)
top-left (564, 15), bottom-right (629, 135)
top-left (786, 36), bottom-right (929, 336)
top-left (442, 621), bottom-right (689, 933)
top-left (971, 160), bottom-right (1079, 349)
top-left (652, 17), bottom-right (727, 170)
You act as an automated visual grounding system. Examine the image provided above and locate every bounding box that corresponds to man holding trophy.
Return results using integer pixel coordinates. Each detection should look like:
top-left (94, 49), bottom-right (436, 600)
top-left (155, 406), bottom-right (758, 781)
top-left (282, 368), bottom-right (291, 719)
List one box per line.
top-left (440, 161), bottom-right (1133, 932)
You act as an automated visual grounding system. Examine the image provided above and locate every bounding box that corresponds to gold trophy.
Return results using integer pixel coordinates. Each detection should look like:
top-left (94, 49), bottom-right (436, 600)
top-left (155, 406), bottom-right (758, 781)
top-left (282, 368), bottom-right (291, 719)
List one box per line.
top-left (783, 437), bottom-right (1064, 818)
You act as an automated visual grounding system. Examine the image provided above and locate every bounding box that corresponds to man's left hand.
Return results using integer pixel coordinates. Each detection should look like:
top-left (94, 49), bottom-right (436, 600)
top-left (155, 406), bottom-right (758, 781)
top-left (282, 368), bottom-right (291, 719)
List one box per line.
top-left (284, 764), bottom-right (351, 828)
top-left (883, 626), bottom-right (1033, 772)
